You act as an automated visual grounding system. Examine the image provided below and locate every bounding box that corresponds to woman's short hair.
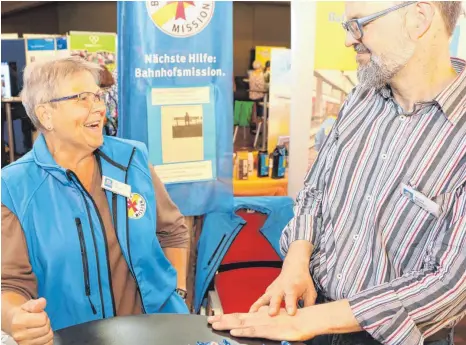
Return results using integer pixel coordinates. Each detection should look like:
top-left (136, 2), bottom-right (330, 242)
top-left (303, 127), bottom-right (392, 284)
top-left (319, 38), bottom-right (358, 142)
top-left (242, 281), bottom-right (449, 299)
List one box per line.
top-left (21, 56), bottom-right (102, 131)
top-left (252, 60), bottom-right (263, 70)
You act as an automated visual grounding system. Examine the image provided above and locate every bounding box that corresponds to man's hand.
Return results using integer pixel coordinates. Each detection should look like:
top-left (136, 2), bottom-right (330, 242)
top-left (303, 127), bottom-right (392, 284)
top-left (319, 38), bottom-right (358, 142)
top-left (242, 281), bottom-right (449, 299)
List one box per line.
top-left (208, 306), bottom-right (313, 341)
top-left (208, 300), bottom-right (362, 341)
top-left (250, 241), bottom-right (317, 316)
top-left (250, 267), bottom-right (317, 316)
top-left (10, 298), bottom-right (53, 345)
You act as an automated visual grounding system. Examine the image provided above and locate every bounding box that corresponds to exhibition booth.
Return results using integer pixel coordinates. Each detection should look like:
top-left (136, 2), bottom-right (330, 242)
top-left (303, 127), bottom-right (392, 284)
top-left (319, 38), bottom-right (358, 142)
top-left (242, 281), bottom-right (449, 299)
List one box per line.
top-left (1, 1), bottom-right (466, 344)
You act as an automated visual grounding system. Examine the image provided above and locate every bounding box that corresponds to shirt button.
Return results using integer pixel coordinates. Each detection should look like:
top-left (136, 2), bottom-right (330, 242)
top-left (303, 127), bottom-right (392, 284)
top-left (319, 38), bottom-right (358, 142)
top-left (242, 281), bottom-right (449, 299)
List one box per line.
top-left (399, 115), bottom-right (406, 121)
top-left (353, 234), bottom-right (359, 240)
top-left (381, 154), bottom-right (388, 160)
top-left (366, 195), bottom-right (372, 201)
top-left (337, 274), bottom-right (342, 280)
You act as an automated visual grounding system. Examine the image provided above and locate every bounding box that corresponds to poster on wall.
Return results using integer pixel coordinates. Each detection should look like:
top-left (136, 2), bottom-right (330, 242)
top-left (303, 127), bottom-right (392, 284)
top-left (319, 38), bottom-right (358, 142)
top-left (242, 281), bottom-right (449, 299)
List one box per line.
top-left (268, 48), bottom-right (291, 153)
top-left (118, 1), bottom-right (233, 216)
top-left (450, 9), bottom-right (466, 59)
top-left (255, 46), bottom-right (286, 69)
top-left (69, 31), bottom-right (117, 72)
top-left (25, 38), bottom-right (56, 64)
top-left (146, 85), bottom-right (217, 184)
top-left (314, 2), bottom-right (357, 70)
top-left (55, 36), bottom-right (70, 58)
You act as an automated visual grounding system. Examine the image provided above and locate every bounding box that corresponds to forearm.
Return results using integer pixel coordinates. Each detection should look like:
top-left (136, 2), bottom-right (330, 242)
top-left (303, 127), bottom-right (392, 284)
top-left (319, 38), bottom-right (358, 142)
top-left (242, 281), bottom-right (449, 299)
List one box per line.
top-left (283, 240), bottom-right (313, 270)
top-left (1, 291), bottom-right (27, 334)
top-left (163, 248), bottom-right (188, 290)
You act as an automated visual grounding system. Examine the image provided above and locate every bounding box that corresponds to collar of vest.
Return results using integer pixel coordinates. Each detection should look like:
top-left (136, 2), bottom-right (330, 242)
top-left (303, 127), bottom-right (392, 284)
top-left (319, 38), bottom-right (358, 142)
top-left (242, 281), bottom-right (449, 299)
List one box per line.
top-left (33, 134), bottom-right (136, 185)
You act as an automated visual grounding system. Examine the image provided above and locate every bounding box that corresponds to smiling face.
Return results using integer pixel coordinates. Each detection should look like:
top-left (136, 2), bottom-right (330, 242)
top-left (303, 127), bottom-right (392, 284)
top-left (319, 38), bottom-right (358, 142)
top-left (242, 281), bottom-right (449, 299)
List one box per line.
top-left (344, 2), bottom-right (417, 90)
top-left (41, 70), bottom-right (106, 152)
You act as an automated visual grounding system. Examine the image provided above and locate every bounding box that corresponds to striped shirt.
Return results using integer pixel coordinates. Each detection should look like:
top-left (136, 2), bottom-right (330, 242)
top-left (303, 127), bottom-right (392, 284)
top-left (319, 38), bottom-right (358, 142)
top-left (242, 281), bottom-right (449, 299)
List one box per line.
top-left (280, 58), bottom-right (466, 345)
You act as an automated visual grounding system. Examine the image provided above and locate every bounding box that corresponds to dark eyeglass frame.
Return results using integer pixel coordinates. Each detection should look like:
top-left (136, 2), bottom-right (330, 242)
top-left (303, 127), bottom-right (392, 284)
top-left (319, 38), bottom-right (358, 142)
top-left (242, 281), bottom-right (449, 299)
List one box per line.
top-left (48, 91), bottom-right (107, 104)
top-left (342, 1), bottom-right (416, 40)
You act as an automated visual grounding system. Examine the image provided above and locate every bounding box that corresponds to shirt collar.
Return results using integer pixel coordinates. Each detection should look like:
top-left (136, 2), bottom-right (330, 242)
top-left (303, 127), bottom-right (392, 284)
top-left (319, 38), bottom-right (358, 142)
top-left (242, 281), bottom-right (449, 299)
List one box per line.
top-left (379, 57), bottom-right (466, 124)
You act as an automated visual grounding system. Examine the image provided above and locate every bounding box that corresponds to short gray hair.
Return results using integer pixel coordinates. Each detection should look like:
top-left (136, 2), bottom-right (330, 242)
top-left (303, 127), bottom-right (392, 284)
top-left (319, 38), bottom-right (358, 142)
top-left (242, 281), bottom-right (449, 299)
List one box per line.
top-left (21, 56), bottom-right (102, 131)
top-left (435, 2), bottom-right (463, 36)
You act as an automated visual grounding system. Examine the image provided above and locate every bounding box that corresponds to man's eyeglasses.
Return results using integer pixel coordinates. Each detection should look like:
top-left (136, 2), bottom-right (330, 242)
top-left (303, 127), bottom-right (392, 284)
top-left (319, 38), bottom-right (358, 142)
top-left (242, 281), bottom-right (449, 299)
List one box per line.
top-left (342, 1), bottom-right (416, 40)
top-left (48, 91), bottom-right (107, 105)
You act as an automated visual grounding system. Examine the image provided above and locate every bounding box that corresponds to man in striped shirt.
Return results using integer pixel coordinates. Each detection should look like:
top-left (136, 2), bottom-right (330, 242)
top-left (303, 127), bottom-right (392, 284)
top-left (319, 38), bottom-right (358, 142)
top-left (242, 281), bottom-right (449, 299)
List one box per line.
top-left (209, 2), bottom-right (465, 345)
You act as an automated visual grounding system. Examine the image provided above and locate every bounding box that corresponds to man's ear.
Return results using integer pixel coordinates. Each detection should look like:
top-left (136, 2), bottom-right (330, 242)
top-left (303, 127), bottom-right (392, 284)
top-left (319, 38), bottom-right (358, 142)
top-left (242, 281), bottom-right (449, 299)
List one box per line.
top-left (408, 2), bottom-right (436, 40)
top-left (35, 104), bottom-right (54, 131)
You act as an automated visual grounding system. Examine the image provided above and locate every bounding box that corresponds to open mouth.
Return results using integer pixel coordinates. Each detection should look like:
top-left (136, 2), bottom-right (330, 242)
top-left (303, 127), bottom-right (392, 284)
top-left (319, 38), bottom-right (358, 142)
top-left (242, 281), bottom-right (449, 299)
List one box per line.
top-left (84, 120), bottom-right (101, 130)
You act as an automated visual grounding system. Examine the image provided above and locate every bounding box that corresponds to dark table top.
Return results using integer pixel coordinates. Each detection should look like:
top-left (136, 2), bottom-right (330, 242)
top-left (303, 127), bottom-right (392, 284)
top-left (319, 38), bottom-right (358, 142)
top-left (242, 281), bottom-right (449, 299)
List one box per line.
top-left (54, 314), bottom-right (293, 345)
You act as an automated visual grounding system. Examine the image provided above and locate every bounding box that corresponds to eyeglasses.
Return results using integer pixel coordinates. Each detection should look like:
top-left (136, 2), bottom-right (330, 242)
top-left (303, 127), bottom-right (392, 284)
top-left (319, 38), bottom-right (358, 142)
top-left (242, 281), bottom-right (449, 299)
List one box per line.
top-left (48, 91), bottom-right (107, 105)
top-left (342, 1), bottom-right (416, 40)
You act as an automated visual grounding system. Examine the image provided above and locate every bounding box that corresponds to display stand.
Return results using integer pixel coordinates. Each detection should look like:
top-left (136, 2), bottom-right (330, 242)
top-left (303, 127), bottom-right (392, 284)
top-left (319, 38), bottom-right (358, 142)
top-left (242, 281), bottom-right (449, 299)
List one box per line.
top-left (2, 97), bottom-right (22, 163)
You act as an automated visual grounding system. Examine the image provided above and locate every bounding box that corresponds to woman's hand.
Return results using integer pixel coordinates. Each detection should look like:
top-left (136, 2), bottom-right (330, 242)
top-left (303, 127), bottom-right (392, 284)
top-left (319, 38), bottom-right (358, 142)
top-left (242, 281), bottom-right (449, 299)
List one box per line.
top-left (10, 298), bottom-right (53, 345)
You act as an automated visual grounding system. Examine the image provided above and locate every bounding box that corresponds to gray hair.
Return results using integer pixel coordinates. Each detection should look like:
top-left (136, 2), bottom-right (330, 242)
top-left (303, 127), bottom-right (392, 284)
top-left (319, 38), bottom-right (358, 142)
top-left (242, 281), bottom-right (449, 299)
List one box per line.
top-left (435, 1), bottom-right (464, 36)
top-left (21, 56), bottom-right (102, 131)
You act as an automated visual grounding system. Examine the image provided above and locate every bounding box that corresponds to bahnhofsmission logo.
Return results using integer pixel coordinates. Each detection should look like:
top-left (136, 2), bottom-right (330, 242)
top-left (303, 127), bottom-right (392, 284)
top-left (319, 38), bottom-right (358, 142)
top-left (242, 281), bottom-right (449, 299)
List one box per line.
top-left (146, 1), bottom-right (215, 38)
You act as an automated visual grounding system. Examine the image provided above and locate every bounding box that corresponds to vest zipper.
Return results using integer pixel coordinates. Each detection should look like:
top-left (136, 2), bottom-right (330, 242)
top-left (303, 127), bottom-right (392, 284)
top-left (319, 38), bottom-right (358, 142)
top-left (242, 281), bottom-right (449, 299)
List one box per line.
top-left (67, 170), bottom-right (117, 318)
top-left (75, 218), bottom-right (97, 315)
top-left (112, 191), bottom-right (146, 313)
top-left (124, 148), bottom-right (147, 313)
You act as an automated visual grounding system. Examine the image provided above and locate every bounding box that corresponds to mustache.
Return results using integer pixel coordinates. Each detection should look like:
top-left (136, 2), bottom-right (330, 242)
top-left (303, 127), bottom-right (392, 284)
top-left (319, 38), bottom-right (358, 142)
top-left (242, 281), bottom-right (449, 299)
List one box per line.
top-left (354, 44), bottom-right (370, 54)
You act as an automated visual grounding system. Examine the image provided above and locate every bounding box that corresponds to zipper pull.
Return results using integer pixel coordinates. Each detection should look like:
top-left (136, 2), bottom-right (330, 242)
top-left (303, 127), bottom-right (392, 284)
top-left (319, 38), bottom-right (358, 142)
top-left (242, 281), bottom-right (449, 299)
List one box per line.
top-left (88, 296), bottom-right (97, 315)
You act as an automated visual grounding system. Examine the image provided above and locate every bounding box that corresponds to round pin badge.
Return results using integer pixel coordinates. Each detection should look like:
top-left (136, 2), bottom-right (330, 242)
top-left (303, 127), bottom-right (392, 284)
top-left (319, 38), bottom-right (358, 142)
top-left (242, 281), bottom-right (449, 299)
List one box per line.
top-left (127, 193), bottom-right (147, 219)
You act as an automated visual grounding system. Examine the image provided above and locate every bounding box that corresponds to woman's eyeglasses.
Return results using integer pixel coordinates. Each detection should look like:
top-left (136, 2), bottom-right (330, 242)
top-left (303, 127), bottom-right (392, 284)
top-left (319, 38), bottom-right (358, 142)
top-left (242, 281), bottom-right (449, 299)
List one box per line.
top-left (48, 91), bottom-right (107, 105)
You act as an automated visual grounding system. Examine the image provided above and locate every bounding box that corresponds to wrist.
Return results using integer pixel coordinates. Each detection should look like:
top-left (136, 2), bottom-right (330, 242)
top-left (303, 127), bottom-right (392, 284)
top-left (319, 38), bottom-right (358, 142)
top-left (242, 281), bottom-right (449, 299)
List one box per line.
top-left (301, 300), bottom-right (361, 336)
top-left (175, 288), bottom-right (187, 300)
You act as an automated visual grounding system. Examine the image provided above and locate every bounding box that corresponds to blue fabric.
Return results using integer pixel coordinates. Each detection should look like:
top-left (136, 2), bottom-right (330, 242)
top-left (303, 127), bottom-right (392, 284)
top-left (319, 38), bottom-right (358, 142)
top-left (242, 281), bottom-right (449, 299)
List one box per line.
top-left (193, 196), bottom-right (294, 312)
top-left (1, 134), bottom-right (188, 331)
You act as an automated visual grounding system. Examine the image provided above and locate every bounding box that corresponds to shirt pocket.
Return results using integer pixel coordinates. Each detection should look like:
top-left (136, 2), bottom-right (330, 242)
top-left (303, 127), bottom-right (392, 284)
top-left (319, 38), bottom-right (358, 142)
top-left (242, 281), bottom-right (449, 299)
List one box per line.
top-left (408, 180), bottom-right (458, 222)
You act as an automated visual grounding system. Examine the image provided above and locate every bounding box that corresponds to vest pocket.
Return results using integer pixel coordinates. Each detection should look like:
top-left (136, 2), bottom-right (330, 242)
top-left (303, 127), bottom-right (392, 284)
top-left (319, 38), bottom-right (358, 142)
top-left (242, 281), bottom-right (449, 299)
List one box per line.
top-left (75, 218), bottom-right (97, 315)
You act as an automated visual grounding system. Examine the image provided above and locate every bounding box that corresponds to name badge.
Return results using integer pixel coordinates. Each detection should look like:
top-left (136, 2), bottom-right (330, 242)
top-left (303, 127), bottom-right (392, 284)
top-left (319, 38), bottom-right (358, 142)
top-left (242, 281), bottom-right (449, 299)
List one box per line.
top-left (401, 183), bottom-right (440, 217)
top-left (102, 176), bottom-right (131, 198)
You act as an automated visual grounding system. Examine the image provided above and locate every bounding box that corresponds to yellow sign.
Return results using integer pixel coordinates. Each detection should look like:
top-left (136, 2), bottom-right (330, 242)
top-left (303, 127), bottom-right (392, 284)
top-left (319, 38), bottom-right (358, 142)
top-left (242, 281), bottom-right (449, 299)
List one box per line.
top-left (315, 2), bottom-right (357, 71)
top-left (255, 46), bottom-right (285, 68)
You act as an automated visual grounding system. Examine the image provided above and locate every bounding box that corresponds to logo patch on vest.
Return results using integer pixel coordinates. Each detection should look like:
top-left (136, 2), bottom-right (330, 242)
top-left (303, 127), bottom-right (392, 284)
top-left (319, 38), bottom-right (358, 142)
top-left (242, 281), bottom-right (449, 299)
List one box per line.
top-left (127, 193), bottom-right (147, 219)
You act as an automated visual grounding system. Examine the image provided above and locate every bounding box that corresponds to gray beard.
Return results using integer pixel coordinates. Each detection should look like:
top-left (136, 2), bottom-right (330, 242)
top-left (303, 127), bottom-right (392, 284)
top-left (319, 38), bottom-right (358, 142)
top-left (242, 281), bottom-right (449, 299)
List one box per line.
top-left (357, 55), bottom-right (402, 91)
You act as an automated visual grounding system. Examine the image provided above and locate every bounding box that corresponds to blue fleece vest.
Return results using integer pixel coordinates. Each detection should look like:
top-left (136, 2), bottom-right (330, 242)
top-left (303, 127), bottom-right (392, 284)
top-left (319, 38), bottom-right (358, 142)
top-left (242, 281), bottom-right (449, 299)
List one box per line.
top-left (1, 135), bottom-right (188, 330)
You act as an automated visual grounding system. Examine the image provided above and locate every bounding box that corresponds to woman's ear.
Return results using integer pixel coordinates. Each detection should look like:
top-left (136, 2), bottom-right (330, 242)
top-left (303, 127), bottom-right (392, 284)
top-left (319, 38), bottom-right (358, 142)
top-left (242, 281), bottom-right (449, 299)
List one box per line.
top-left (35, 105), bottom-right (54, 131)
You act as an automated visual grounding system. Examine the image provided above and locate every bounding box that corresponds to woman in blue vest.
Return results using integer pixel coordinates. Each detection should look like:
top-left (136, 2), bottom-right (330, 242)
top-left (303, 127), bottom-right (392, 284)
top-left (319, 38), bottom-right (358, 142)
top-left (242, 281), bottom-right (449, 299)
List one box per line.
top-left (1, 56), bottom-right (189, 345)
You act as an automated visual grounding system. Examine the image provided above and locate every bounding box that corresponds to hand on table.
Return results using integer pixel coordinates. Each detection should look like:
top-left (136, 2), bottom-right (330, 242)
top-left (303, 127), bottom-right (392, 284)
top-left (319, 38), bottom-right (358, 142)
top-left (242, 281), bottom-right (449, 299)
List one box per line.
top-left (208, 306), bottom-right (314, 341)
top-left (249, 263), bottom-right (317, 316)
top-left (10, 298), bottom-right (54, 345)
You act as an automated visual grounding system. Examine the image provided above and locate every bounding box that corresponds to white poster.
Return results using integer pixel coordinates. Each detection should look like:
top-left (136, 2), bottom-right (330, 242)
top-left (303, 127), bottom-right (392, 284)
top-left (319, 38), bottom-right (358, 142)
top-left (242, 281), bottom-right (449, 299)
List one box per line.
top-left (268, 48), bottom-right (292, 152)
top-left (25, 38), bottom-right (56, 65)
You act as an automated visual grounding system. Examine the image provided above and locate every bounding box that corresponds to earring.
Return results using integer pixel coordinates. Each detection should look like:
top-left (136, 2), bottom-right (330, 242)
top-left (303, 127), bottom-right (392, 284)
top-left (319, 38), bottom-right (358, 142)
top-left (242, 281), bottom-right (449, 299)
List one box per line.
top-left (46, 124), bottom-right (53, 131)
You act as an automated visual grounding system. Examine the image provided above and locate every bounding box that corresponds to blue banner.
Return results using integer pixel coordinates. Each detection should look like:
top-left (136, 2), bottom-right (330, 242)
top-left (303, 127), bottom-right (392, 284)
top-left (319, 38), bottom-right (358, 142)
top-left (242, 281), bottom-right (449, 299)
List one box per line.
top-left (26, 38), bottom-right (55, 51)
top-left (56, 37), bottom-right (68, 50)
top-left (118, 1), bottom-right (233, 216)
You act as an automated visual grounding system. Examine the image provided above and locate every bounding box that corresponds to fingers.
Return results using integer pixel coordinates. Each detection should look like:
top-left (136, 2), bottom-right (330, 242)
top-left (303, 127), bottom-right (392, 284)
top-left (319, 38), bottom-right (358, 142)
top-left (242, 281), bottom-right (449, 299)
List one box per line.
top-left (267, 293), bottom-right (283, 316)
top-left (21, 298), bottom-right (47, 314)
top-left (13, 312), bottom-right (48, 331)
top-left (249, 294), bottom-right (271, 313)
top-left (302, 288), bottom-right (317, 307)
top-left (284, 291), bottom-right (298, 316)
top-left (25, 329), bottom-right (53, 345)
top-left (12, 318), bottom-right (51, 344)
top-left (209, 313), bottom-right (249, 331)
